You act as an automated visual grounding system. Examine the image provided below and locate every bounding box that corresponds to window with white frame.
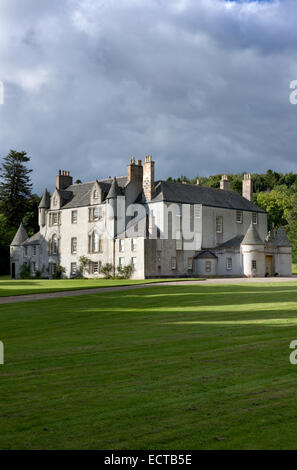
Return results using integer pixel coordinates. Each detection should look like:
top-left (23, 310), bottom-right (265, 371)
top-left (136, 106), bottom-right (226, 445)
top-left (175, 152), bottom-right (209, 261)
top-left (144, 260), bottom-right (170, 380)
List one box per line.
top-left (90, 231), bottom-right (102, 253)
top-left (51, 234), bottom-right (58, 255)
top-left (119, 239), bottom-right (125, 252)
top-left (252, 212), bottom-right (258, 224)
top-left (187, 257), bottom-right (193, 270)
top-left (119, 257), bottom-right (124, 269)
top-left (194, 205), bottom-right (201, 218)
top-left (53, 197), bottom-right (57, 206)
top-left (89, 206), bottom-right (102, 222)
top-left (93, 207), bottom-right (99, 221)
top-left (205, 261), bottom-right (212, 273)
top-left (33, 245), bottom-right (37, 256)
top-left (71, 237), bottom-right (77, 254)
top-left (216, 216), bottom-right (223, 233)
top-left (131, 257), bottom-right (137, 272)
top-left (93, 190), bottom-right (99, 199)
top-left (92, 262), bottom-right (99, 274)
top-left (72, 210), bottom-right (78, 223)
top-left (176, 238), bottom-right (182, 250)
top-left (252, 260), bottom-right (257, 270)
top-left (236, 211), bottom-right (243, 223)
top-left (52, 212), bottom-right (59, 225)
top-left (71, 262), bottom-right (77, 276)
top-left (131, 239), bottom-right (137, 251)
top-left (176, 204), bottom-right (182, 217)
top-left (226, 257), bottom-right (232, 270)
top-left (171, 257), bottom-right (177, 270)
top-left (24, 246), bottom-right (28, 257)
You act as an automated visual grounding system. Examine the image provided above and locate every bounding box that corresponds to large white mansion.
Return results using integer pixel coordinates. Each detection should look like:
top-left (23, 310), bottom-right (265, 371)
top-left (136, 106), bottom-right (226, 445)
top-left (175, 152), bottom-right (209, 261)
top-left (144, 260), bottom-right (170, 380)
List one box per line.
top-left (10, 157), bottom-right (292, 279)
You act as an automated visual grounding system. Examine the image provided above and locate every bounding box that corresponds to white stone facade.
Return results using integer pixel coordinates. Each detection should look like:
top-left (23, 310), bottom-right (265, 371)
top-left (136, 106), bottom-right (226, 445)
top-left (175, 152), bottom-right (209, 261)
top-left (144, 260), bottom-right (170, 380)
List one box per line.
top-left (10, 160), bottom-right (292, 279)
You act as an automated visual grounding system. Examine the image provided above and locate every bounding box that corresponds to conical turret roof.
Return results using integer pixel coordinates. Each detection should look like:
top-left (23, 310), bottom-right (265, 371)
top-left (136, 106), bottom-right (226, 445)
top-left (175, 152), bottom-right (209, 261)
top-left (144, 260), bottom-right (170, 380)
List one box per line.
top-left (11, 222), bottom-right (28, 246)
top-left (39, 188), bottom-right (50, 208)
top-left (106, 177), bottom-right (121, 199)
top-left (242, 223), bottom-right (264, 245)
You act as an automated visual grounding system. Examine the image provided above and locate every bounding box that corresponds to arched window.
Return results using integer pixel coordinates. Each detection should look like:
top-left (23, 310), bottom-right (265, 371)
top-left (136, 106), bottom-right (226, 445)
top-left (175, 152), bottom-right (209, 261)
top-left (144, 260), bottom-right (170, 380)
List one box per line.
top-left (53, 197), bottom-right (57, 206)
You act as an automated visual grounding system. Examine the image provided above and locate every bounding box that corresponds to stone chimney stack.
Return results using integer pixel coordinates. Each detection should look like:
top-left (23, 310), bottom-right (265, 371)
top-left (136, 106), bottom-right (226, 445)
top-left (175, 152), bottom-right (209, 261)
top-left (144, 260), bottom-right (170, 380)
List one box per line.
top-left (242, 173), bottom-right (253, 202)
top-left (127, 157), bottom-right (143, 194)
top-left (143, 155), bottom-right (155, 202)
top-left (56, 170), bottom-right (73, 190)
top-left (220, 174), bottom-right (231, 191)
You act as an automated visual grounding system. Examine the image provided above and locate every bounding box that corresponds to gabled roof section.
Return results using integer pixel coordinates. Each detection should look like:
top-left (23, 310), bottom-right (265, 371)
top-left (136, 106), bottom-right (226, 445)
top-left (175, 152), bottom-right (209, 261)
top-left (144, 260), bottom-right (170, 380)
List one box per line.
top-left (241, 223), bottom-right (264, 245)
top-left (151, 181), bottom-right (265, 213)
top-left (59, 176), bottom-right (127, 209)
top-left (11, 222), bottom-right (28, 246)
top-left (107, 177), bottom-right (122, 199)
top-left (194, 250), bottom-right (218, 259)
top-left (39, 188), bottom-right (50, 209)
top-left (275, 227), bottom-right (291, 247)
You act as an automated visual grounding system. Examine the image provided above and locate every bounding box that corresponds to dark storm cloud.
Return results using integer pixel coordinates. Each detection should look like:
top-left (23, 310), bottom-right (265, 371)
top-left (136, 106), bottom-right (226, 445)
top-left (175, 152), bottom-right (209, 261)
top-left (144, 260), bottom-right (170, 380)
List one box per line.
top-left (0, 0), bottom-right (297, 194)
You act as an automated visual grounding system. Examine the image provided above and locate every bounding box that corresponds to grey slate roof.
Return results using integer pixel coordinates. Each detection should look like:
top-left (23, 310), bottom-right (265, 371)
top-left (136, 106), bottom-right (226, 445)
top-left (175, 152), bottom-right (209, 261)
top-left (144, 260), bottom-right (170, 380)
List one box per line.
top-left (241, 223), bottom-right (264, 245)
top-left (62, 182), bottom-right (94, 209)
top-left (214, 234), bottom-right (244, 251)
top-left (39, 188), bottom-right (50, 208)
top-left (22, 232), bottom-right (42, 246)
top-left (11, 222), bottom-right (28, 246)
top-left (106, 177), bottom-right (122, 199)
top-left (52, 175), bottom-right (264, 213)
top-left (275, 227), bottom-right (291, 247)
top-left (194, 250), bottom-right (218, 259)
top-left (151, 181), bottom-right (265, 213)
top-left (60, 176), bottom-right (127, 209)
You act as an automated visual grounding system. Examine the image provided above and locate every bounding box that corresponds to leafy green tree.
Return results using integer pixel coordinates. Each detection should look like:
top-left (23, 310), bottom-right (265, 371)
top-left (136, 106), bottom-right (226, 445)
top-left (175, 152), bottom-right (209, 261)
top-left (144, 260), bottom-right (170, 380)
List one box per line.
top-left (0, 150), bottom-right (32, 227)
top-left (255, 190), bottom-right (292, 229)
top-left (286, 194), bottom-right (297, 262)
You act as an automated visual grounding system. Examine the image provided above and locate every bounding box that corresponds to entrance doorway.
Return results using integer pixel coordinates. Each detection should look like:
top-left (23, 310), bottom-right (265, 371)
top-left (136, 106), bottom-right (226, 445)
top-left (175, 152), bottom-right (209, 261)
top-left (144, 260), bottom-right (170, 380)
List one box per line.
top-left (265, 256), bottom-right (273, 277)
top-left (11, 263), bottom-right (15, 279)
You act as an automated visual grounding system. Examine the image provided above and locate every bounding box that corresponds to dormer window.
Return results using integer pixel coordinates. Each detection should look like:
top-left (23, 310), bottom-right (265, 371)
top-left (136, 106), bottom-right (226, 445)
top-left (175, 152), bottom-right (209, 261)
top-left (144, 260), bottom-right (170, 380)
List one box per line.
top-left (53, 197), bottom-right (57, 206)
top-left (93, 190), bottom-right (99, 199)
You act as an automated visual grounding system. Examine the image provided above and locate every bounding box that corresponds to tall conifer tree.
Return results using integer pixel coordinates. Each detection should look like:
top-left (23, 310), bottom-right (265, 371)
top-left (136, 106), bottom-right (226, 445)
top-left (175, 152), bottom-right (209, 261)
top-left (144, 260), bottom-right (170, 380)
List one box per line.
top-left (0, 150), bottom-right (32, 227)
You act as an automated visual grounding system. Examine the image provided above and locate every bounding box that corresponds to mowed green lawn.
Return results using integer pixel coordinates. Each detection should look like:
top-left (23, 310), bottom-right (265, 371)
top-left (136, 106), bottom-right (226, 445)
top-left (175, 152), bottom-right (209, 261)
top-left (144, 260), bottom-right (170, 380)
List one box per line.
top-left (0, 277), bottom-right (192, 297)
top-left (1, 282), bottom-right (297, 449)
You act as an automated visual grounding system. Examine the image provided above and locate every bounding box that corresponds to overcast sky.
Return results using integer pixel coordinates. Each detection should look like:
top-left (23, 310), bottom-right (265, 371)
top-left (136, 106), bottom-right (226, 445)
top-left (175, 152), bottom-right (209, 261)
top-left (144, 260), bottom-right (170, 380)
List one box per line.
top-left (0, 0), bottom-right (297, 194)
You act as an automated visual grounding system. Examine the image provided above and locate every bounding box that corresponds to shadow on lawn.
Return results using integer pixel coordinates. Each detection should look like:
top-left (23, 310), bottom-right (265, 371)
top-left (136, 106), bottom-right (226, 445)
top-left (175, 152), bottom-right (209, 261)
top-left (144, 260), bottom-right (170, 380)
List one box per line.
top-left (0, 281), bottom-right (45, 287)
top-left (70, 284), bottom-right (297, 327)
top-left (115, 284), bottom-right (297, 306)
